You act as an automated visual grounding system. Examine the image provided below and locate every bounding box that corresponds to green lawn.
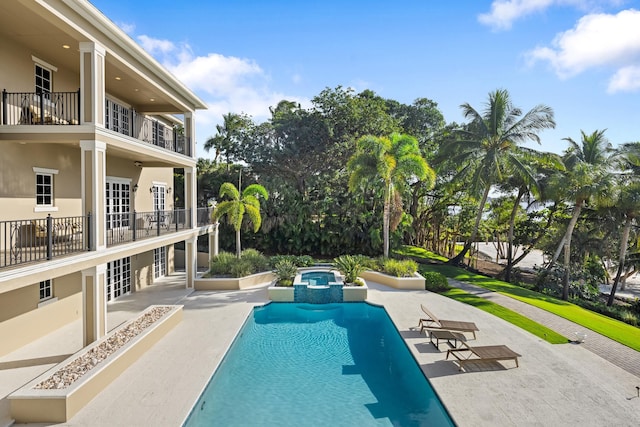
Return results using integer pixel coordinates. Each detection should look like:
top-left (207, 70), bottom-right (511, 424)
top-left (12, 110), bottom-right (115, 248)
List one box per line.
top-left (442, 288), bottom-right (568, 344)
top-left (397, 246), bottom-right (640, 351)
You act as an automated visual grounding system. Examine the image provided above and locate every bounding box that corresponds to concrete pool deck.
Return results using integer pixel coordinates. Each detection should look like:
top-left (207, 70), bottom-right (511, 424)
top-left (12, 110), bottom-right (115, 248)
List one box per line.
top-left (1, 272), bottom-right (639, 426)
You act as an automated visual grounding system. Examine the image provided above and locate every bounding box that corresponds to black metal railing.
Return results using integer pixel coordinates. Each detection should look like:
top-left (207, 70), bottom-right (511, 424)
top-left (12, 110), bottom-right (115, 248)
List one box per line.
top-left (106, 208), bottom-right (191, 247)
top-left (1, 214), bottom-right (88, 269)
top-left (2, 90), bottom-right (80, 126)
top-left (105, 98), bottom-right (191, 156)
top-left (196, 207), bottom-right (213, 226)
top-left (0, 209), bottom-right (194, 269)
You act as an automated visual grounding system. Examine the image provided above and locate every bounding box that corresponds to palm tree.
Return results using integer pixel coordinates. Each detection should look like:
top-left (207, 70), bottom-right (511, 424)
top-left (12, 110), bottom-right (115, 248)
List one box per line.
top-left (607, 142), bottom-right (640, 305)
top-left (545, 130), bottom-right (613, 300)
top-left (347, 133), bottom-right (434, 258)
top-left (496, 152), bottom-right (563, 281)
top-left (438, 89), bottom-right (556, 265)
top-left (204, 113), bottom-right (252, 169)
top-left (212, 182), bottom-right (268, 258)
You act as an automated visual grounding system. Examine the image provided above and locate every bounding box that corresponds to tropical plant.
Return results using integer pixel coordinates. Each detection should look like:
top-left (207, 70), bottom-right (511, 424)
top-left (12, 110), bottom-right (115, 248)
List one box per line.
top-left (607, 149), bottom-right (640, 305)
top-left (381, 258), bottom-right (418, 277)
top-left (333, 255), bottom-right (366, 285)
top-left (207, 250), bottom-right (270, 278)
top-left (269, 255), bottom-right (315, 268)
top-left (545, 130), bottom-right (613, 300)
top-left (203, 112), bottom-right (252, 168)
top-left (212, 182), bottom-right (268, 258)
top-left (422, 271), bottom-right (450, 292)
top-left (437, 88), bottom-right (556, 265)
top-left (348, 133), bottom-right (434, 257)
top-left (273, 259), bottom-right (298, 287)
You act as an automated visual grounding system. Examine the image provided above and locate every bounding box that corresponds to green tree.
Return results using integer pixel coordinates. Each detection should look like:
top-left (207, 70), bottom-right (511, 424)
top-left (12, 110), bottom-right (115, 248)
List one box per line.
top-left (204, 113), bottom-right (253, 169)
top-left (348, 133), bottom-right (434, 257)
top-left (546, 130), bottom-right (613, 300)
top-left (608, 142), bottom-right (640, 305)
top-left (212, 182), bottom-right (269, 258)
top-left (438, 88), bottom-right (556, 265)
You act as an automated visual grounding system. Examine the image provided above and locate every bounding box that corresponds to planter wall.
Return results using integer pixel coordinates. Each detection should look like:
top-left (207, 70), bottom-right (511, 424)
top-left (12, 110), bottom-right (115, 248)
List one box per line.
top-left (9, 305), bottom-right (182, 423)
top-left (195, 271), bottom-right (275, 291)
top-left (267, 286), bottom-right (294, 302)
top-left (360, 271), bottom-right (425, 290)
top-left (343, 285), bottom-right (368, 301)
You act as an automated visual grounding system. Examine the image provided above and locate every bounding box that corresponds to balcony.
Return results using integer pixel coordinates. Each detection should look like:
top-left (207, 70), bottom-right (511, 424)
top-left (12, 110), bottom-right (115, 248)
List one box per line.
top-left (1, 92), bottom-right (191, 156)
top-left (0, 209), bottom-right (194, 270)
top-left (105, 99), bottom-right (191, 156)
top-left (2, 90), bottom-right (80, 126)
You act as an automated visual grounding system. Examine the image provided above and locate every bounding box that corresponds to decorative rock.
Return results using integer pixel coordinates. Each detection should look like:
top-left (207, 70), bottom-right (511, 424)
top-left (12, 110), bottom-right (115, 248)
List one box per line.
top-left (33, 306), bottom-right (172, 390)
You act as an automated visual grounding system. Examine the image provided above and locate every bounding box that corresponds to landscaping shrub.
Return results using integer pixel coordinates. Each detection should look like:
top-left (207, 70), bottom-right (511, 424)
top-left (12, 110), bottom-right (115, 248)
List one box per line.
top-left (208, 249), bottom-right (269, 277)
top-left (240, 248), bottom-right (270, 273)
top-left (333, 255), bottom-right (366, 285)
top-left (423, 271), bottom-right (450, 292)
top-left (274, 259), bottom-right (298, 287)
top-left (382, 259), bottom-right (417, 277)
top-left (208, 251), bottom-right (237, 276)
top-left (229, 259), bottom-right (253, 278)
top-left (269, 254), bottom-right (315, 268)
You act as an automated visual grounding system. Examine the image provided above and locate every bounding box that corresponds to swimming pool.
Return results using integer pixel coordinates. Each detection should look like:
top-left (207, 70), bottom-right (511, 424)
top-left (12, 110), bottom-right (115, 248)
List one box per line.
top-left (183, 303), bottom-right (454, 426)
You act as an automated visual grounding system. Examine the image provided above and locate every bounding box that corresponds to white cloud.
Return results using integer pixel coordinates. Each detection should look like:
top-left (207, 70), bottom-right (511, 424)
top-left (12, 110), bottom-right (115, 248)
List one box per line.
top-left (137, 35), bottom-right (176, 55)
top-left (526, 9), bottom-right (640, 83)
top-left (118, 22), bottom-right (136, 35)
top-left (608, 65), bottom-right (640, 92)
top-left (133, 35), bottom-right (309, 153)
top-left (479, 0), bottom-right (622, 31)
top-left (479, 0), bottom-right (555, 30)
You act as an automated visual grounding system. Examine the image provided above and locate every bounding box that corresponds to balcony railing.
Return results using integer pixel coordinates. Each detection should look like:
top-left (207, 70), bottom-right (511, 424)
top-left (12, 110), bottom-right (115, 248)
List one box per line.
top-left (196, 207), bottom-right (214, 227)
top-left (1, 91), bottom-right (191, 156)
top-left (1, 214), bottom-right (88, 269)
top-left (106, 209), bottom-right (192, 247)
top-left (0, 209), bottom-right (193, 270)
top-left (105, 99), bottom-right (191, 156)
top-left (2, 90), bottom-right (80, 126)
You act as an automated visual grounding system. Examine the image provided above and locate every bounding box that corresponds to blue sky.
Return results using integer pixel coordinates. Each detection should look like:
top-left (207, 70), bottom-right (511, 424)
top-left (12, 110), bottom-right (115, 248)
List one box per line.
top-left (91, 0), bottom-right (640, 158)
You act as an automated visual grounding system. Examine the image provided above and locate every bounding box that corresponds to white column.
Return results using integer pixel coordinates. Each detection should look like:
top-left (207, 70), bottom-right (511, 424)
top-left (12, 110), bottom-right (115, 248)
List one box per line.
top-left (184, 111), bottom-right (195, 157)
top-left (185, 236), bottom-right (197, 289)
top-left (209, 223), bottom-right (219, 258)
top-left (82, 264), bottom-right (107, 346)
top-left (80, 140), bottom-right (107, 250)
top-left (185, 166), bottom-right (197, 228)
top-left (79, 42), bottom-right (106, 126)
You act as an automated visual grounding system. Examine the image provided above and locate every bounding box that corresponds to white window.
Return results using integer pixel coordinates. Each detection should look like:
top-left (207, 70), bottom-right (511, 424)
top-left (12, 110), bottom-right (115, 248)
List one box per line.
top-left (35, 64), bottom-right (52, 96)
top-left (107, 257), bottom-right (131, 301)
top-left (33, 167), bottom-right (59, 212)
top-left (39, 279), bottom-right (52, 301)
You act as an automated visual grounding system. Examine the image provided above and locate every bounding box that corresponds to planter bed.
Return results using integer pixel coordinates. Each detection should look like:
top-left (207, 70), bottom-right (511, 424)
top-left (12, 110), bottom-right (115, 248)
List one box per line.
top-left (9, 304), bottom-right (182, 423)
top-left (195, 271), bottom-right (275, 291)
top-left (360, 270), bottom-right (425, 290)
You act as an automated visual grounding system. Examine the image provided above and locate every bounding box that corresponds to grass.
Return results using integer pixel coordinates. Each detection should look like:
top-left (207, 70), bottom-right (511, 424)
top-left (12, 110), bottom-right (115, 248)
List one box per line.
top-left (397, 246), bottom-right (640, 351)
top-left (442, 288), bottom-right (568, 344)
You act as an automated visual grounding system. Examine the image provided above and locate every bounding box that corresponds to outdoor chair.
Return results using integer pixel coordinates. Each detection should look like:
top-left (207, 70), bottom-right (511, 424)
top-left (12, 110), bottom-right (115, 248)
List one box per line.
top-left (418, 304), bottom-right (479, 339)
top-left (446, 342), bottom-right (521, 371)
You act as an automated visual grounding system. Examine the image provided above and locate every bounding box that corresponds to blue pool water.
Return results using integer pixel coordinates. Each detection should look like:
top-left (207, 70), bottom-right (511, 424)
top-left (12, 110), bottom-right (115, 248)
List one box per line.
top-left (183, 303), bottom-right (454, 426)
top-left (300, 271), bottom-right (337, 286)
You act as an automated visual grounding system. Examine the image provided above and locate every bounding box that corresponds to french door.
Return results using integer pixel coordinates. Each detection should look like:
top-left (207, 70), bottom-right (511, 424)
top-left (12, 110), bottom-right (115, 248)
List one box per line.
top-left (154, 247), bottom-right (167, 279)
top-left (106, 257), bottom-right (131, 301)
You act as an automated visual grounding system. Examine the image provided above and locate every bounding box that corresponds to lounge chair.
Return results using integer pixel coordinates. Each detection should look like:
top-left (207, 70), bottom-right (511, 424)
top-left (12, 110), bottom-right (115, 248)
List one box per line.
top-left (446, 343), bottom-right (521, 371)
top-left (418, 304), bottom-right (479, 339)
